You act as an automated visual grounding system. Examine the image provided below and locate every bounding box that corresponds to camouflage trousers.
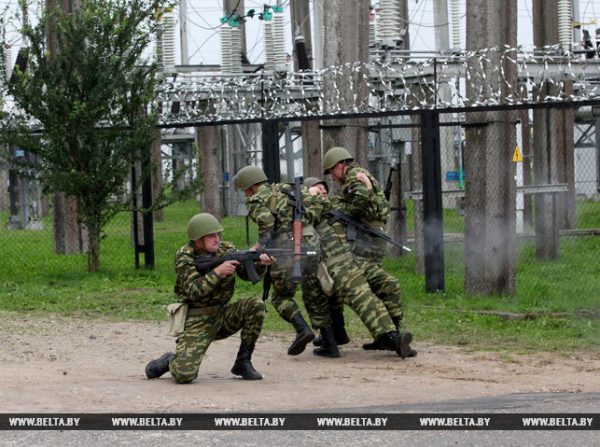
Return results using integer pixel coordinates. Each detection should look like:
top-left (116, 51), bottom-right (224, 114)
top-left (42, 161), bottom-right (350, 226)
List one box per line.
top-left (354, 256), bottom-right (404, 321)
top-left (169, 296), bottom-right (265, 384)
top-left (317, 222), bottom-right (395, 339)
top-left (269, 234), bottom-right (330, 329)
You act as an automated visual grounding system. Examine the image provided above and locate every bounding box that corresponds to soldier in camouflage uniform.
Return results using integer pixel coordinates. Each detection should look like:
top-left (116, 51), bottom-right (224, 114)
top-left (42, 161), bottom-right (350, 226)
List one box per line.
top-left (145, 213), bottom-right (273, 383)
top-left (323, 147), bottom-right (417, 357)
top-left (305, 177), bottom-right (413, 358)
top-left (304, 177), bottom-right (350, 347)
top-left (235, 166), bottom-right (340, 358)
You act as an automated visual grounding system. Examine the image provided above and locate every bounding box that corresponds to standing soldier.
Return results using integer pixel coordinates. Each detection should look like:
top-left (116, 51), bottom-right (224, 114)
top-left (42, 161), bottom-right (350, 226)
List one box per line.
top-left (234, 165), bottom-right (340, 358)
top-left (323, 147), bottom-right (417, 357)
top-left (304, 177), bottom-right (350, 347)
top-left (305, 177), bottom-right (413, 358)
top-left (145, 213), bottom-right (273, 383)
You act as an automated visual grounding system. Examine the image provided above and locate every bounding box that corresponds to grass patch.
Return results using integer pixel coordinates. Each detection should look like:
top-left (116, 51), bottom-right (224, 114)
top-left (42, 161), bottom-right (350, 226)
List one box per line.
top-left (1, 199), bottom-right (600, 353)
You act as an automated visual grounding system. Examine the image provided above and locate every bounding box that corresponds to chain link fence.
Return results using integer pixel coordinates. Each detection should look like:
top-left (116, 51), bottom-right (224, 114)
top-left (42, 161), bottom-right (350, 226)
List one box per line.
top-left (1, 105), bottom-right (599, 296)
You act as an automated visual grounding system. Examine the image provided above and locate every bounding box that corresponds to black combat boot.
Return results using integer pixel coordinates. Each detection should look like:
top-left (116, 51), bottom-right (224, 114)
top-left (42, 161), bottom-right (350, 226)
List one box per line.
top-left (231, 342), bottom-right (263, 380)
top-left (361, 337), bottom-right (383, 350)
top-left (362, 317), bottom-right (417, 357)
top-left (288, 313), bottom-right (315, 355)
top-left (313, 327), bottom-right (341, 358)
top-left (313, 307), bottom-right (350, 346)
top-left (145, 352), bottom-right (176, 379)
top-left (392, 317), bottom-right (417, 358)
top-left (378, 331), bottom-right (413, 359)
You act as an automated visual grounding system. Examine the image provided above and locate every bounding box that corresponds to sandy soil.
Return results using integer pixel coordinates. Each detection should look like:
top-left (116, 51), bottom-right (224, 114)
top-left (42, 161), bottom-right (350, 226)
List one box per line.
top-left (2, 312), bottom-right (600, 412)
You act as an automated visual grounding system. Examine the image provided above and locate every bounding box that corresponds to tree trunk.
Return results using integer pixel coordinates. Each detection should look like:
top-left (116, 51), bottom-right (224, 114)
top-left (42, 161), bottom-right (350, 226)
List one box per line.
top-left (53, 193), bottom-right (87, 254)
top-left (0, 145), bottom-right (8, 212)
top-left (87, 225), bottom-right (100, 272)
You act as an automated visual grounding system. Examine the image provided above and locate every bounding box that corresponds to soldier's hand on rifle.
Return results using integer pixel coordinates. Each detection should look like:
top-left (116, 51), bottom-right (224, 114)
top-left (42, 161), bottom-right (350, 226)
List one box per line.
top-left (356, 172), bottom-right (373, 190)
top-left (257, 253), bottom-right (275, 266)
top-left (214, 260), bottom-right (240, 278)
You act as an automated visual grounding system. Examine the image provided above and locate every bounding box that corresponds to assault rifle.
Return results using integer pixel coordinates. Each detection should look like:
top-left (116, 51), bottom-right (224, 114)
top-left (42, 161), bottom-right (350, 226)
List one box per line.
top-left (326, 209), bottom-right (411, 253)
top-left (194, 248), bottom-right (317, 285)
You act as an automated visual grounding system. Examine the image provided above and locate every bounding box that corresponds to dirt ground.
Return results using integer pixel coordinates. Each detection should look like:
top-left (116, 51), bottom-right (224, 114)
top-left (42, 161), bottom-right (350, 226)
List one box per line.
top-left (2, 311), bottom-right (600, 413)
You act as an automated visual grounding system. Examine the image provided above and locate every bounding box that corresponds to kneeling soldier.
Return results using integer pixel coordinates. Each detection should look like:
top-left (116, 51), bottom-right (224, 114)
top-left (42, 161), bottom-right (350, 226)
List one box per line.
top-left (145, 213), bottom-right (273, 383)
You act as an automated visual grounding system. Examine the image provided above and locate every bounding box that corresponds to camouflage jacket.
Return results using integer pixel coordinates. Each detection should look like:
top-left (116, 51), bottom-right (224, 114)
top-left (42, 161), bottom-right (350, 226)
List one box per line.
top-left (246, 182), bottom-right (323, 246)
top-left (334, 163), bottom-right (390, 225)
top-left (174, 240), bottom-right (258, 308)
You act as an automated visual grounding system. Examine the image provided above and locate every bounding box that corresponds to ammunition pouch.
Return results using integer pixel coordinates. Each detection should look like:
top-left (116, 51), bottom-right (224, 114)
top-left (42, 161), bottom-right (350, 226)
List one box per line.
top-left (167, 303), bottom-right (188, 337)
top-left (317, 262), bottom-right (335, 296)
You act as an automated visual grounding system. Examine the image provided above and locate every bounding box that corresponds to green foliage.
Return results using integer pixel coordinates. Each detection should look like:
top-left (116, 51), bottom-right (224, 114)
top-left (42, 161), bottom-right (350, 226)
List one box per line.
top-left (0, 0), bottom-right (174, 271)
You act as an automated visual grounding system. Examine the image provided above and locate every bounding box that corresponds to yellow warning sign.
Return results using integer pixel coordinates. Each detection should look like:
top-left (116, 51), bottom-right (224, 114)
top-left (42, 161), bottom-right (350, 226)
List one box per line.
top-left (512, 144), bottom-right (523, 162)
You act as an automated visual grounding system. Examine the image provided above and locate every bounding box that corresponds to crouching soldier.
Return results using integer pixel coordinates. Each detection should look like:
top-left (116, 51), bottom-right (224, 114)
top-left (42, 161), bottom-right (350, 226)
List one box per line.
top-left (145, 213), bottom-right (274, 383)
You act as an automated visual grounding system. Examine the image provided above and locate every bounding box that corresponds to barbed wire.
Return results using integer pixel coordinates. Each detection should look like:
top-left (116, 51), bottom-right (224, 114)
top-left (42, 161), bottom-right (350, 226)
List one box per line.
top-left (150, 46), bottom-right (600, 126)
top-left (5, 46), bottom-right (600, 128)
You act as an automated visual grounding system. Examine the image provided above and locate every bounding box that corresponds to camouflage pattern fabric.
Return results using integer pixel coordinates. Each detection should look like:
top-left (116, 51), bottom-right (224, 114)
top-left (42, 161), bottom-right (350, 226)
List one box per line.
top-left (355, 256), bottom-right (403, 320)
top-left (315, 218), bottom-right (395, 339)
top-left (330, 164), bottom-right (405, 322)
top-left (174, 240), bottom-right (263, 307)
top-left (335, 163), bottom-right (390, 225)
top-left (246, 183), bottom-right (330, 329)
top-left (168, 240), bottom-right (265, 384)
top-left (169, 296), bottom-right (265, 384)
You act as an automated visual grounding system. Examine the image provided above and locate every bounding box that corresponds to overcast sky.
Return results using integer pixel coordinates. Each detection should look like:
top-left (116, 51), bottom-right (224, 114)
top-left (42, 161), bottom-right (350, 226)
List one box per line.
top-left (3, 0), bottom-right (600, 67)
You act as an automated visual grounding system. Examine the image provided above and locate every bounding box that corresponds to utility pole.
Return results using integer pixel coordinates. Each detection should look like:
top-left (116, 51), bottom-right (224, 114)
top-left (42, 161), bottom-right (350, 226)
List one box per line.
top-left (322, 0), bottom-right (370, 166)
top-left (433, 0), bottom-right (456, 209)
top-left (387, 0), bottom-right (411, 258)
top-left (464, 0), bottom-right (517, 295)
top-left (291, 0), bottom-right (322, 177)
top-left (179, 0), bottom-right (188, 65)
top-left (532, 0), bottom-right (576, 261)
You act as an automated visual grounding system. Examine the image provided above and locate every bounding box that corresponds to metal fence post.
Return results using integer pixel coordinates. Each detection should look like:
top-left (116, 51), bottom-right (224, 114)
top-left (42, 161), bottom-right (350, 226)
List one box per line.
top-left (262, 120), bottom-right (281, 182)
top-left (420, 110), bottom-right (445, 292)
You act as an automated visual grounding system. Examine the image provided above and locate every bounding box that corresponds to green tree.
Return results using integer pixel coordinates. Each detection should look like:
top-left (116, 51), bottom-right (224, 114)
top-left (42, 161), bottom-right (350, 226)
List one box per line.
top-left (0, 0), bottom-right (176, 271)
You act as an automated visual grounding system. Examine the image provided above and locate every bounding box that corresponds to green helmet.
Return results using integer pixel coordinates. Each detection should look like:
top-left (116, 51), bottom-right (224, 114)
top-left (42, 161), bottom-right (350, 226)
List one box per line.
top-left (304, 176), bottom-right (329, 192)
top-left (323, 146), bottom-right (353, 174)
top-left (234, 165), bottom-right (268, 190)
top-left (187, 213), bottom-right (223, 241)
